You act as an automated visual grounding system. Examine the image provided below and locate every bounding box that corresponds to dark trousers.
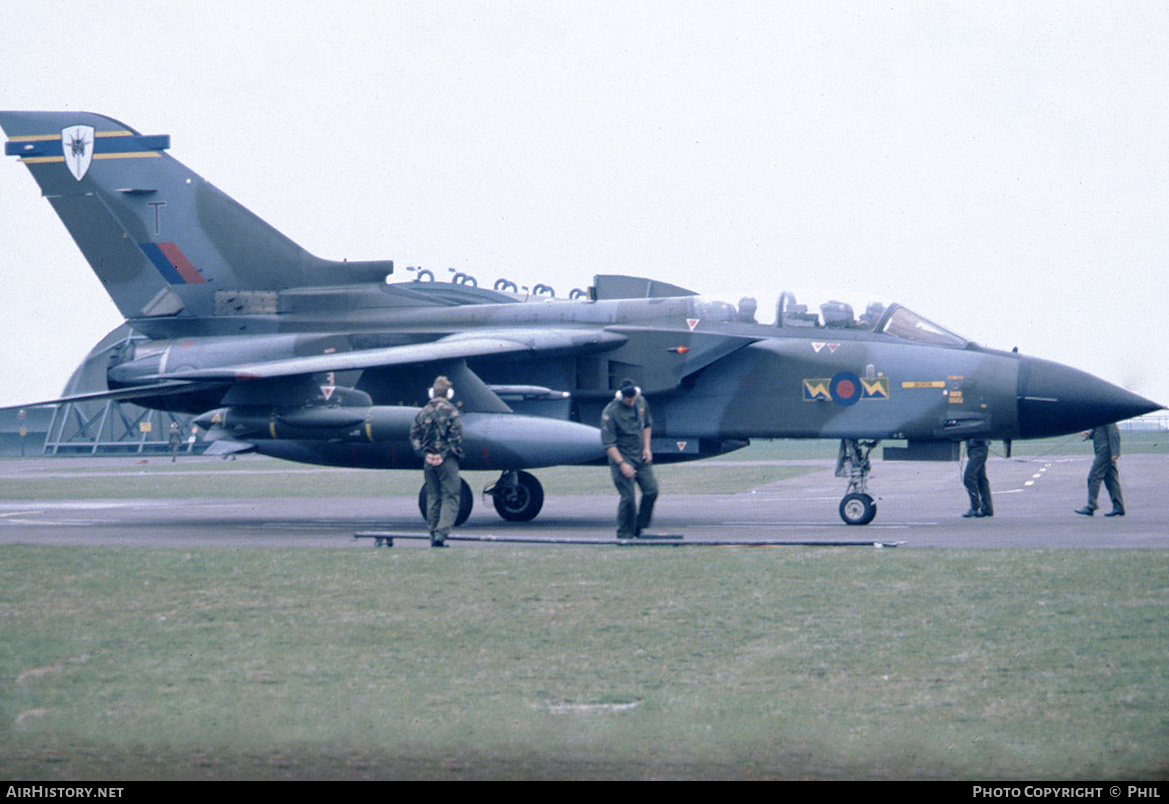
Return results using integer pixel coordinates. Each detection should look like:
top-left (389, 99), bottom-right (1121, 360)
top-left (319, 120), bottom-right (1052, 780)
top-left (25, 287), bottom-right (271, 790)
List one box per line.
top-left (424, 457), bottom-right (460, 542)
top-left (1086, 455), bottom-right (1124, 512)
top-left (610, 459), bottom-right (658, 537)
top-left (963, 443), bottom-right (992, 514)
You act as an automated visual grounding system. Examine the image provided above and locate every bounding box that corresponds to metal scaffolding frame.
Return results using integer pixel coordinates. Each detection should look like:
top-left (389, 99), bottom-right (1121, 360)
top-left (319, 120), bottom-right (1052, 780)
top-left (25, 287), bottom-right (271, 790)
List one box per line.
top-left (39, 325), bottom-right (202, 456)
top-left (43, 399), bottom-right (198, 455)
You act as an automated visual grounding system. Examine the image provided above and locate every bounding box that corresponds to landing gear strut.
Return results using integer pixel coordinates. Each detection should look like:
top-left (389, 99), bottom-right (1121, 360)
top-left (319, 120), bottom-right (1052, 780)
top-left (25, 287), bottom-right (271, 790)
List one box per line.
top-left (836, 439), bottom-right (879, 526)
top-left (486, 470), bottom-right (545, 521)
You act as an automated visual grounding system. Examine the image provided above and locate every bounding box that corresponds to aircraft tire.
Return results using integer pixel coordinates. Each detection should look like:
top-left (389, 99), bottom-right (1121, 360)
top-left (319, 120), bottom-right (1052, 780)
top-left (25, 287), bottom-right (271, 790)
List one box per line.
top-left (417, 477), bottom-right (474, 527)
top-left (839, 493), bottom-right (877, 526)
top-left (491, 470), bottom-right (544, 522)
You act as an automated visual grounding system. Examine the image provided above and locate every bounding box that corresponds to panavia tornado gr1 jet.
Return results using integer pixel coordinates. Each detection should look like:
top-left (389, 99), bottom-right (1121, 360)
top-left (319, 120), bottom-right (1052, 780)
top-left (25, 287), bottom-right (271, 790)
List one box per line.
top-left (2, 111), bottom-right (1160, 525)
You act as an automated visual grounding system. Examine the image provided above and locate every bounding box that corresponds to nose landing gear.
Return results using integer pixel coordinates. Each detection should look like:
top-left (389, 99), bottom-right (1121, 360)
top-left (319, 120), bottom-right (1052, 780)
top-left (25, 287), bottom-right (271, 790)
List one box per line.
top-left (836, 439), bottom-right (879, 525)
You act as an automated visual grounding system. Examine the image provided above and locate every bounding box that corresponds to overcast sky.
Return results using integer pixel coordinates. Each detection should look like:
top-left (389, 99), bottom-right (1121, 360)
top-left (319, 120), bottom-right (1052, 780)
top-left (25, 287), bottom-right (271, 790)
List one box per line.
top-left (2, 1), bottom-right (1166, 410)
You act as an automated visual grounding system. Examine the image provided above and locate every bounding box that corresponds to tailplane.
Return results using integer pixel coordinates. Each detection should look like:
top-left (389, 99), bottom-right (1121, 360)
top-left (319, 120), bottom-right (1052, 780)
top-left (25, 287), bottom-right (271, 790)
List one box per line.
top-left (1, 111), bottom-right (392, 324)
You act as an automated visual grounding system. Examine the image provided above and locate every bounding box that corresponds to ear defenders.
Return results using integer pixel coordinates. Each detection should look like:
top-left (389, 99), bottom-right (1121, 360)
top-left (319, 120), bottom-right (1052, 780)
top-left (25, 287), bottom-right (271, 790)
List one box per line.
top-left (429, 387), bottom-right (455, 399)
top-left (615, 386), bottom-right (641, 400)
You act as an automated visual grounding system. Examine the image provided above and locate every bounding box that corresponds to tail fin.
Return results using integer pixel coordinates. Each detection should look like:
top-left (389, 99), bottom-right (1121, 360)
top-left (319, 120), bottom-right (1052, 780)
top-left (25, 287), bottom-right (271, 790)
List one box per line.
top-left (1, 111), bottom-right (392, 323)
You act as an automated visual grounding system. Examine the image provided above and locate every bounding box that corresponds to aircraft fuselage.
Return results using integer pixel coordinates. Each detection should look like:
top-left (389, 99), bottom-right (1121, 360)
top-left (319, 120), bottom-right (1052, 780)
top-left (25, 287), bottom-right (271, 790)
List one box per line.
top-left (109, 290), bottom-right (1155, 467)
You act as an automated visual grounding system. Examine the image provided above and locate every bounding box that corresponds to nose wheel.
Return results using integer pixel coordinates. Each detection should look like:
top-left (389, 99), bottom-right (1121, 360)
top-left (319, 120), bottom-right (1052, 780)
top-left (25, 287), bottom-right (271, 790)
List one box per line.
top-left (839, 492), bottom-right (877, 526)
top-left (836, 439), bottom-right (879, 525)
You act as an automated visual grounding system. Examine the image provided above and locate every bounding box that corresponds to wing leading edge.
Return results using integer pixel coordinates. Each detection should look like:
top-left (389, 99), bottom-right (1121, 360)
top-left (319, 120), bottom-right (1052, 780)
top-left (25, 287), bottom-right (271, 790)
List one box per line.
top-left (148, 329), bottom-right (629, 382)
top-left (1, 329), bottom-right (630, 413)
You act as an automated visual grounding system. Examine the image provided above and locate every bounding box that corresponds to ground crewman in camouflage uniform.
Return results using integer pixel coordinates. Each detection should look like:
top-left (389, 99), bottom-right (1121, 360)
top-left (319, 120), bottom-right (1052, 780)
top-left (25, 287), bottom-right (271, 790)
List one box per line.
top-left (1076, 423), bottom-right (1125, 517)
top-left (962, 438), bottom-right (993, 518)
top-left (409, 376), bottom-right (464, 546)
top-left (601, 379), bottom-right (658, 538)
top-left (168, 422), bottom-right (183, 463)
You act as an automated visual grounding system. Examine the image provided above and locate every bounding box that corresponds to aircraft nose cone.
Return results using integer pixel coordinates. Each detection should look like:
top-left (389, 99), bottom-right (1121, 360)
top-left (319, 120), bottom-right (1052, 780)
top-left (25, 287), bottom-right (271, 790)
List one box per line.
top-left (1017, 355), bottom-right (1162, 438)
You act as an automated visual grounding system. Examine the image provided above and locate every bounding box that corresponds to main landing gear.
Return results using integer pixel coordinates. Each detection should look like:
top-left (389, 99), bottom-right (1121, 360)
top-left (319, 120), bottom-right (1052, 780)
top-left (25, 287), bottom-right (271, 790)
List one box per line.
top-left (836, 439), bottom-right (879, 526)
top-left (417, 470), bottom-right (546, 526)
top-left (486, 470), bottom-right (545, 521)
top-left (417, 478), bottom-right (474, 527)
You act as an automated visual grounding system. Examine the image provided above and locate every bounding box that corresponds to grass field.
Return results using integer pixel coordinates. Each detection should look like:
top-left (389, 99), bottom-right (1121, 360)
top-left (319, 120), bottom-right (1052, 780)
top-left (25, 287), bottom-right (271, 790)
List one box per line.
top-left (2, 544), bottom-right (1167, 780)
top-left (2, 439), bottom-right (1168, 779)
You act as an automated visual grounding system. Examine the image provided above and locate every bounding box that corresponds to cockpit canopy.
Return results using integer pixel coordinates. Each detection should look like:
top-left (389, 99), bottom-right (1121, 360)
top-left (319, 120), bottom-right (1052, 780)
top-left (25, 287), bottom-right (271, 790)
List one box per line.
top-left (690, 291), bottom-right (969, 348)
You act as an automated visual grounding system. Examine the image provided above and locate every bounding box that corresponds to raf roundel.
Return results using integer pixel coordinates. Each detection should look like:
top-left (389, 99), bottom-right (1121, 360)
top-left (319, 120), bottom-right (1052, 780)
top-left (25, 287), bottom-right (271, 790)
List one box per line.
top-left (829, 372), bottom-right (863, 406)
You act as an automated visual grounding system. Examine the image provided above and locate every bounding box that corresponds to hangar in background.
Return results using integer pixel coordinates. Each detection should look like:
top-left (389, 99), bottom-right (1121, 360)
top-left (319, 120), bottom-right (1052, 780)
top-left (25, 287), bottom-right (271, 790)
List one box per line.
top-left (0, 325), bottom-right (202, 457)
